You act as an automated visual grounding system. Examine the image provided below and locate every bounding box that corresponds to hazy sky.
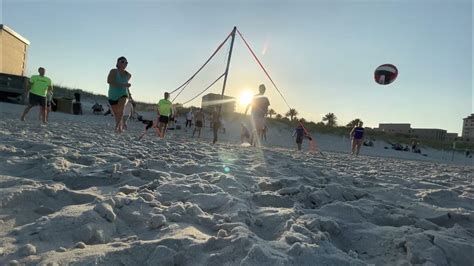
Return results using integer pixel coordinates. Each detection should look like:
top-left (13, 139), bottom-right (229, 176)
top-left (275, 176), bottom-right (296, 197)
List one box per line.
top-left (1, 0), bottom-right (472, 134)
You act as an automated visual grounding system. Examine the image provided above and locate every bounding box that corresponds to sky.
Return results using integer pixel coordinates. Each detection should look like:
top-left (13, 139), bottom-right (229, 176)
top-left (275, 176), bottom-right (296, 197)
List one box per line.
top-left (1, 0), bottom-right (472, 134)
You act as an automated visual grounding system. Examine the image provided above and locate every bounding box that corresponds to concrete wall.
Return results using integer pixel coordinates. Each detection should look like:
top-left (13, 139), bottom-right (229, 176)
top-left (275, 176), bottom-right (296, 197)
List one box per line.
top-left (377, 123), bottom-right (412, 134)
top-left (201, 93), bottom-right (235, 114)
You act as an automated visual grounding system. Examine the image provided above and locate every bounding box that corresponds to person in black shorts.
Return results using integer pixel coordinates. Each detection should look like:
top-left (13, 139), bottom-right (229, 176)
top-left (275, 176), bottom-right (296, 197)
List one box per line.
top-left (156, 92), bottom-right (173, 138)
top-left (21, 67), bottom-right (53, 123)
top-left (192, 108), bottom-right (205, 138)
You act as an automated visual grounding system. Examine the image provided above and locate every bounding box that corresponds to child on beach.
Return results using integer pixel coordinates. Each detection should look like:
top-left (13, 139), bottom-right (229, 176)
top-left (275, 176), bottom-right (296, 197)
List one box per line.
top-left (293, 120), bottom-right (314, 151)
top-left (293, 120), bottom-right (309, 151)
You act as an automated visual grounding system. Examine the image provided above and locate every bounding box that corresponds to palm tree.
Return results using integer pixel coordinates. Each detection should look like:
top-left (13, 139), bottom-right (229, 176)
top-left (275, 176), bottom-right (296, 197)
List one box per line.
top-left (322, 112), bottom-right (337, 127)
top-left (267, 109), bottom-right (276, 118)
top-left (346, 118), bottom-right (363, 128)
top-left (285, 108), bottom-right (298, 121)
top-left (275, 114), bottom-right (283, 119)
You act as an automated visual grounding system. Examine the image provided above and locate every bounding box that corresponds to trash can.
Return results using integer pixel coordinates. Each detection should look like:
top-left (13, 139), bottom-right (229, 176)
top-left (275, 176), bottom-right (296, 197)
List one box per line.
top-left (56, 98), bottom-right (73, 113)
top-left (73, 102), bottom-right (82, 115)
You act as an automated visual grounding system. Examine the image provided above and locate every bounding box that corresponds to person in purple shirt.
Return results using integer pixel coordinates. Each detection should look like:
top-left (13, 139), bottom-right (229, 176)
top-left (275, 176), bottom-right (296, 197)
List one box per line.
top-left (350, 121), bottom-right (365, 156)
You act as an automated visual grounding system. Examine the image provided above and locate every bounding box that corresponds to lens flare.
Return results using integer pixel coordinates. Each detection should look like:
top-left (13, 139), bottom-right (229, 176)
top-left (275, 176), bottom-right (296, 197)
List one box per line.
top-left (239, 90), bottom-right (253, 106)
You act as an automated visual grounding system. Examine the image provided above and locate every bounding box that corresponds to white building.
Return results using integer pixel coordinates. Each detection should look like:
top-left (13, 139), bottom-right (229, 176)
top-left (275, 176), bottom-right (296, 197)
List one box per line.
top-left (462, 114), bottom-right (474, 142)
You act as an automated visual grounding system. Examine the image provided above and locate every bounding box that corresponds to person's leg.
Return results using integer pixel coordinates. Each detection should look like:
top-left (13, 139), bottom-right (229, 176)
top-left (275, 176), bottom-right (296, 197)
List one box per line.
top-left (161, 123), bottom-right (168, 138)
top-left (351, 139), bottom-right (356, 155)
top-left (259, 129), bottom-right (264, 141)
top-left (21, 105), bottom-right (33, 121)
top-left (40, 105), bottom-right (47, 123)
top-left (297, 143), bottom-right (302, 151)
top-left (154, 121), bottom-right (162, 137)
top-left (356, 139), bottom-right (362, 155)
top-left (213, 125), bottom-right (218, 144)
top-left (110, 105), bottom-right (120, 131)
top-left (122, 116), bottom-right (129, 130)
top-left (198, 127), bottom-right (202, 138)
top-left (158, 118), bottom-right (168, 138)
top-left (115, 97), bottom-right (127, 132)
top-left (250, 131), bottom-right (256, 146)
top-left (46, 105), bottom-right (51, 121)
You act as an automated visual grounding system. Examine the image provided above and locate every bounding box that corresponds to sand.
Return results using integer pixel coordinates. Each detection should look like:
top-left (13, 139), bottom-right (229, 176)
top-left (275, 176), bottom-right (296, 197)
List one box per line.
top-left (0, 101), bottom-right (472, 265)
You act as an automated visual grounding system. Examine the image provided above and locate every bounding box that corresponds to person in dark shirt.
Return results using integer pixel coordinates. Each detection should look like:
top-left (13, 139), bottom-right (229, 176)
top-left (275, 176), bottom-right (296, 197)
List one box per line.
top-left (293, 120), bottom-right (311, 151)
top-left (350, 121), bottom-right (365, 156)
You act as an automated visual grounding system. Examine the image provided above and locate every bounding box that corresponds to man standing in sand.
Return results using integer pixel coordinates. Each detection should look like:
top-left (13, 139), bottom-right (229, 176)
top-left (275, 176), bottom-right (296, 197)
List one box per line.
top-left (21, 67), bottom-right (53, 123)
top-left (211, 108), bottom-right (221, 144)
top-left (157, 92), bottom-right (173, 138)
top-left (350, 121), bottom-right (365, 156)
top-left (245, 84), bottom-right (270, 146)
top-left (192, 108), bottom-right (205, 138)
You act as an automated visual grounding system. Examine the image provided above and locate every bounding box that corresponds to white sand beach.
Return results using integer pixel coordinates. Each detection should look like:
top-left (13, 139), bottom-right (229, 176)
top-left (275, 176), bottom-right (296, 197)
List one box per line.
top-left (0, 102), bottom-right (473, 265)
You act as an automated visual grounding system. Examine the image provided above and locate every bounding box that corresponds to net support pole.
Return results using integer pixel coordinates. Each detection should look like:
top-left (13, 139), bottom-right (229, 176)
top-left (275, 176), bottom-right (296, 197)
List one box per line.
top-left (218, 26), bottom-right (237, 115)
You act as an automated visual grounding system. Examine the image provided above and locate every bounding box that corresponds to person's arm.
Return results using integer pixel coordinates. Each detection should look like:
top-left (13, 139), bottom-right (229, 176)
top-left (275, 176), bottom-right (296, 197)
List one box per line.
top-left (349, 127), bottom-right (355, 138)
top-left (27, 77), bottom-right (34, 91)
top-left (292, 130), bottom-right (296, 137)
top-left (107, 69), bottom-right (131, 88)
top-left (244, 104), bottom-right (251, 115)
top-left (48, 79), bottom-right (54, 92)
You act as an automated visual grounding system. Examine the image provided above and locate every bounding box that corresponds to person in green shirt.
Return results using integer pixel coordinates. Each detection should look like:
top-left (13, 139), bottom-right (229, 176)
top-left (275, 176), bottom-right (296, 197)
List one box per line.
top-left (20, 67), bottom-right (53, 123)
top-left (157, 92), bottom-right (172, 138)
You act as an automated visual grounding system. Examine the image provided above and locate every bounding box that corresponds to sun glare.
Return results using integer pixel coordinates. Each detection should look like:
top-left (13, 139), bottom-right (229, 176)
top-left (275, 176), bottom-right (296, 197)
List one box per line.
top-left (239, 90), bottom-right (253, 105)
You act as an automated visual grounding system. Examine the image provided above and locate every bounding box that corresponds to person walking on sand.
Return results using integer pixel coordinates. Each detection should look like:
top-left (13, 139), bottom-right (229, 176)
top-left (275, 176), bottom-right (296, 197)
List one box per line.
top-left (350, 121), bottom-right (365, 156)
top-left (293, 120), bottom-right (306, 151)
top-left (244, 84), bottom-right (270, 146)
top-left (21, 67), bottom-right (53, 123)
top-left (186, 109), bottom-right (194, 128)
top-left (107, 56), bottom-right (131, 133)
top-left (157, 92), bottom-right (173, 138)
top-left (211, 108), bottom-right (221, 144)
top-left (192, 108), bottom-right (205, 138)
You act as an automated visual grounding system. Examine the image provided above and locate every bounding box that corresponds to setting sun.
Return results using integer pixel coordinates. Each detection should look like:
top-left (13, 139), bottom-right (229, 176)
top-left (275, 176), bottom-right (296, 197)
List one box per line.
top-left (239, 90), bottom-right (253, 106)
